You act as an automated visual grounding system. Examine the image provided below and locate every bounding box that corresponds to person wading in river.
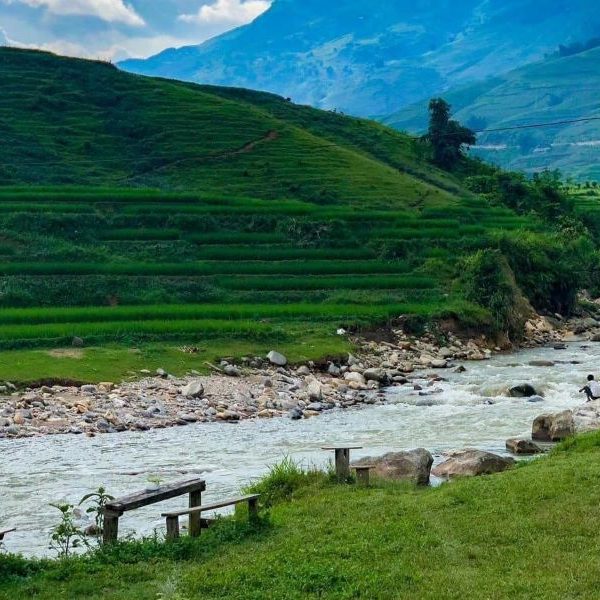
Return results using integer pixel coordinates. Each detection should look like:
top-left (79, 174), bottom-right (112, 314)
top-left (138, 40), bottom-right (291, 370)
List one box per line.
top-left (580, 374), bottom-right (600, 402)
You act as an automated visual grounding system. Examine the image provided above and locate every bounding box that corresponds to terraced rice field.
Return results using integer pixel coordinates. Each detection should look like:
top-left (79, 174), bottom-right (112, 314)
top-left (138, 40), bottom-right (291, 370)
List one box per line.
top-left (0, 188), bottom-right (536, 355)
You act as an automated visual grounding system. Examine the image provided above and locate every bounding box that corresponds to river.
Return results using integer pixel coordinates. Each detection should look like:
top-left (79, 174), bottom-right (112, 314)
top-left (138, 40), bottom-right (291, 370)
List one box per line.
top-left (0, 342), bottom-right (594, 557)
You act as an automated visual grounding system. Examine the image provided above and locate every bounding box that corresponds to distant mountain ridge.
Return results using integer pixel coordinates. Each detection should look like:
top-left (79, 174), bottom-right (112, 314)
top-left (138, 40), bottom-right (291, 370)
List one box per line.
top-left (120, 0), bottom-right (600, 117)
top-left (385, 45), bottom-right (600, 180)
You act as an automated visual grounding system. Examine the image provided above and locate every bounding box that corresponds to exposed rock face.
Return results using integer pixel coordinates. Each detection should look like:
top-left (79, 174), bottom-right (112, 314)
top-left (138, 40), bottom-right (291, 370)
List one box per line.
top-left (432, 449), bottom-right (514, 478)
top-left (354, 448), bottom-right (433, 486)
top-left (532, 411), bottom-right (575, 441)
top-left (267, 351), bottom-right (287, 366)
top-left (508, 384), bottom-right (538, 398)
top-left (506, 438), bottom-right (543, 455)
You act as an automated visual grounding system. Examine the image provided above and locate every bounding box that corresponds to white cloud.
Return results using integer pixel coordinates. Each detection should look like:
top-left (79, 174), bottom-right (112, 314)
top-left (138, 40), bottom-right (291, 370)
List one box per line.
top-left (179, 0), bottom-right (270, 27)
top-left (6, 0), bottom-right (145, 26)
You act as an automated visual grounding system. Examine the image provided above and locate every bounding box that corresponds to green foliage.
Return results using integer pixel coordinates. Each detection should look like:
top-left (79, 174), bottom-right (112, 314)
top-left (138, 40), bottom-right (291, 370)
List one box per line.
top-left (78, 487), bottom-right (115, 536)
top-left (494, 231), bottom-right (596, 314)
top-left (424, 98), bottom-right (476, 169)
top-left (48, 504), bottom-right (85, 558)
top-left (243, 458), bottom-right (328, 508)
top-left (460, 249), bottom-right (528, 338)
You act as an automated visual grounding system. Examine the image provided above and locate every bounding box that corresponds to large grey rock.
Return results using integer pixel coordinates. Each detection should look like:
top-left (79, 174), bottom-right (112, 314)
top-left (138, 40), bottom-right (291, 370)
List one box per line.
top-left (363, 368), bottom-right (386, 383)
top-left (354, 448), bottom-right (433, 486)
top-left (506, 438), bottom-right (543, 455)
top-left (344, 372), bottom-right (366, 385)
top-left (182, 381), bottom-right (204, 399)
top-left (508, 384), bottom-right (538, 398)
top-left (532, 410), bottom-right (575, 441)
top-left (432, 449), bottom-right (514, 478)
top-left (306, 377), bottom-right (323, 401)
top-left (267, 351), bottom-right (287, 366)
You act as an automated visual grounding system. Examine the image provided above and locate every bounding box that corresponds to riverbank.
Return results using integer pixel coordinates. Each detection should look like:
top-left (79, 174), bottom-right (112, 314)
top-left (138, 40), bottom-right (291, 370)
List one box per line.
top-left (0, 310), bottom-right (596, 439)
top-left (3, 432), bottom-right (600, 599)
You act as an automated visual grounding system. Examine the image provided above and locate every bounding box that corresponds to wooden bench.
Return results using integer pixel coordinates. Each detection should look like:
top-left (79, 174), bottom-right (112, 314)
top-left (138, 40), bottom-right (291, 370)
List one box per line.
top-left (352, 464), bottom-right (374, 487)
top-left (162, 494), bottom-right (260, 541)
top-left (322, 445), bottom-right (362, 480)
top-left (0, 528), bottom-right (15, 541)
top-left (102, 478), bottom-right (206, 544)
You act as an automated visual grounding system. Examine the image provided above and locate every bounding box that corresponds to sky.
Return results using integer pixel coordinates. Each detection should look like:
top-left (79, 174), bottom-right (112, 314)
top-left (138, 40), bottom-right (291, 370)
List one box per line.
top-left (0, 0), bottom-right (272, 61)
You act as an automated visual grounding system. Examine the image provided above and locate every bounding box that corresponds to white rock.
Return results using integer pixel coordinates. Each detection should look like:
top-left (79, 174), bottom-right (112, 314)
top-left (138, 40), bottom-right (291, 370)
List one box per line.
top-left (267, 351), bottom-right (288, 366)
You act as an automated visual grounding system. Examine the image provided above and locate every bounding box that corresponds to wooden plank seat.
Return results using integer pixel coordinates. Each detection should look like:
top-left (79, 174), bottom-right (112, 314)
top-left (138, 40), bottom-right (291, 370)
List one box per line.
top-left (0, 528), bottom-right (16, 541)
top-left (102, 478), bottom-right (206, 544)
top-left (161, 494), bottom-right (260, 541)
top-left (351, 464), bottom-right (375, 487)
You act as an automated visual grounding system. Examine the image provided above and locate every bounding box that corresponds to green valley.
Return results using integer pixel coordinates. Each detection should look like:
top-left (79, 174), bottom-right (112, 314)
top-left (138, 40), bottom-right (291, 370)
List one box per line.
top-left (0, 47), bottom-right (596, 382)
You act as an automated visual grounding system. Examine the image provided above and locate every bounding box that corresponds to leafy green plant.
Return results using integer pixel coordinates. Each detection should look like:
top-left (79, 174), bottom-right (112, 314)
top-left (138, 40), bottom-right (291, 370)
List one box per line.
top-left (79, 487), bottom-right (114, 537)
top-left (48, 503), bottom-right (85, 558)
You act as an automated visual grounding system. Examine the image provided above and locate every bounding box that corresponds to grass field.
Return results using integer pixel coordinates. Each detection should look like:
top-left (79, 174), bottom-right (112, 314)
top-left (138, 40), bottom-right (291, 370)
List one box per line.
top-left (3, 433), bottom-right (600, 599)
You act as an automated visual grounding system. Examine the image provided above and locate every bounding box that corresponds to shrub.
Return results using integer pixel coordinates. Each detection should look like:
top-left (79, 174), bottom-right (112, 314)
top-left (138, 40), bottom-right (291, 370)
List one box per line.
top-left (243, 457), bottom-right (327, 508)
top-left (460, 249), bottom-right (530, 339)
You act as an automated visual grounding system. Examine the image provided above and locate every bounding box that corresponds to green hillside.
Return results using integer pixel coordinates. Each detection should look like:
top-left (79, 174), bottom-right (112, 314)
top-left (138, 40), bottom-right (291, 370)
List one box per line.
top-left (0, 47), bottom-right (458, 206)
top-left (384, 47), bottom-right (600, 181)
top-left (0, 48), bottom-right (595, 381)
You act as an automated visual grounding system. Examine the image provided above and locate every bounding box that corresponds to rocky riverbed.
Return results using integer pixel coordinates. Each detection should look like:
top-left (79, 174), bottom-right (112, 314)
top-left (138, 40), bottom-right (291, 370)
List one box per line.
top-left (0, 311), bottom-right (599, 439)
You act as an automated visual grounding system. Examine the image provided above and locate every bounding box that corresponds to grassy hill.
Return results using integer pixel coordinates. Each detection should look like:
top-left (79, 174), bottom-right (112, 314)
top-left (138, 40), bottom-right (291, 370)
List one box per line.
top-left (385, 46), bottom-right (600, 181)
top-left (0, 47), bottom-right (458, 205)
top-left (4, 433), bottom-right (600, 598)
top-left (0, 48), bottom-right (595, 382)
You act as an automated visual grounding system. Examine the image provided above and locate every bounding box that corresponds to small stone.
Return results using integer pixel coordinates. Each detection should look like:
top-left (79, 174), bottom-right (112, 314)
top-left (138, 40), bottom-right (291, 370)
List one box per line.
top-left (81, 385), bottom-right (97, 394)
top-left (296, 366), bottom-right (311, 376)
top-left (72, 336), bottom-right (84, 347)
top-left (156, 368), bottom-right (168, 378)
top-left (223, 365), bottom-right (241, 377)
top-left (289, 408), bottom-right (303, 420)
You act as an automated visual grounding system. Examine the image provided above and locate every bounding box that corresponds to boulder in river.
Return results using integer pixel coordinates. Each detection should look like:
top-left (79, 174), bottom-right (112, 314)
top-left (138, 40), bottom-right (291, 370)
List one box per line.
top-left (354, 448), bottom-right (433, 486)
top-left (532, 410), bottom-right (575, 441)
top-left (432, 449), bottom-right (514, 478)
top-left (267, 351), bottom-right (287, 367)
top-left (528, 361), bottom-right (554, 367)
top-left (508, 384), bottom-right (538, 398)
top-left (506, 438), bottom-right (543, 455)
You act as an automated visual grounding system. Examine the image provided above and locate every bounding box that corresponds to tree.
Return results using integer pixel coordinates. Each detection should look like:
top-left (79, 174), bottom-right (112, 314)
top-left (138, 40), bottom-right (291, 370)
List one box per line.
top-left (424, 98), bottom-right (476, 169)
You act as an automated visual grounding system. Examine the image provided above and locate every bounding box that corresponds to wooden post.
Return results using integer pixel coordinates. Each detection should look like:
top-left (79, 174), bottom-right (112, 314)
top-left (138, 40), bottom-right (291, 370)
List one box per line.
top-left (102, 509), bottom-right (120, 544)
top-left (248, 497), bottom-right (259, 523)
top-left (335, 448), bottom-right (350, 480)
top-left (355, 467), bottom-right (371, 487)
top-left (188, 489), bottom-right (202, 537)
top-left (166, 516), bottom-right (180, 542)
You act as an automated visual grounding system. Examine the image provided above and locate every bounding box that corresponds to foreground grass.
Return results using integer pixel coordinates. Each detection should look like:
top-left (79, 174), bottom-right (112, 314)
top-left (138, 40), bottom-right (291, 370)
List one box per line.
top-left (0, 330), bottom-right (351, 385)
top-left (4, 435), bottom-right (600, 599)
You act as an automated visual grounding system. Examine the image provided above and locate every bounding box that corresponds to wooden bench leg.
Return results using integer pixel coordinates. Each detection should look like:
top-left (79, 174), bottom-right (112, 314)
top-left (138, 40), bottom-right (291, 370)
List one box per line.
top-left (166, 516), bottom-right (180, 542)
top-left (335, 448), bottom-right (350, 481)
top-left (248, 497), bottom-right (259, 523)
top-left (356, 469), bottom-right (370, 487)
top-left (188, 489), bottom-right (202, 537)
top-left (102, 510), bottom-right (120, 545)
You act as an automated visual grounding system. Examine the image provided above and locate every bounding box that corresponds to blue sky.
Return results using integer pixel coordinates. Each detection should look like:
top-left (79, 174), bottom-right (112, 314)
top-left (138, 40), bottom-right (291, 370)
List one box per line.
top-left (0, 0), bottom-right (272, 60)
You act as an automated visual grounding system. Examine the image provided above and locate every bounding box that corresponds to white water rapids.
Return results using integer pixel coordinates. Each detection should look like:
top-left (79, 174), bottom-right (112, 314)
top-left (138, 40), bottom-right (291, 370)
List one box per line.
top-left (1, 342), bottom-right (596, 557)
